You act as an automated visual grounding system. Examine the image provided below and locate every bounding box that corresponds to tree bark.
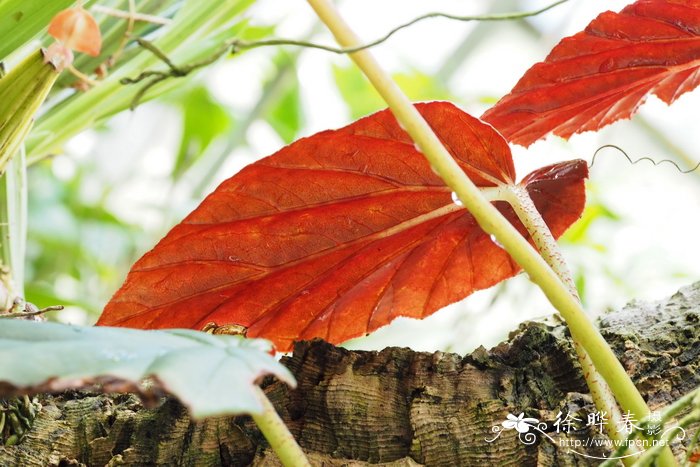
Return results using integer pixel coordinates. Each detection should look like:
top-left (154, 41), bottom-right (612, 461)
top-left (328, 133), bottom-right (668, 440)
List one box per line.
top-left (1, 282), bottom-right (699, 466)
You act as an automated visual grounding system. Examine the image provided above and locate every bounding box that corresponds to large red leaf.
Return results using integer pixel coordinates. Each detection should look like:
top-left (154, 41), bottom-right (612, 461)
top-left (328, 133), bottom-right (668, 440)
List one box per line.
top-left (98, 102), bottom-right (587, 351)
top-left (482, 0), bottom-right (700, 147)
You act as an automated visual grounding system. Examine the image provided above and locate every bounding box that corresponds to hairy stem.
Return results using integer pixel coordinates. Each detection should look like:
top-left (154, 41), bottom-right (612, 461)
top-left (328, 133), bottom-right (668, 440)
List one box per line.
top-left (306, 0), bottom-right (670, 463)
top-left (251, 387), bottom-right (310, 467)
top-left (505, 184), bottom-right (638, 462)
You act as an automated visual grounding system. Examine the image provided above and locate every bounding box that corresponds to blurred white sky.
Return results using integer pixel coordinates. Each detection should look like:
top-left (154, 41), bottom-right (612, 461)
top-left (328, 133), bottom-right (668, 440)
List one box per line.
top-left (61, 0), bottom-right (700, 353)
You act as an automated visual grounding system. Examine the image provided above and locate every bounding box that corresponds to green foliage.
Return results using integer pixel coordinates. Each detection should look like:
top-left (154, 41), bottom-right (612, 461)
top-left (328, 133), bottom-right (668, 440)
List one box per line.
top-left (0, 51), bottom-right (59, 303)
top-left (0, 50), bottom-right (58, 174)
top-left (173, 85), bottom-right (233, 180)
top-left (0, 0), bottom-right (96, 62)
top-left (265, 53), bottom-right (304, 143)
top-left (333, 64), bottom-right (453, 119)
top-left (54, 0), bottom-right (175, 91)
top-left (0, 320), bottom-right (295, 418)
top-left (25, 0), bottom-right (260, 162)
top-left (561, 201), bottom-right (621, 248)
top-left (25, 163), bottom-right (139, 316)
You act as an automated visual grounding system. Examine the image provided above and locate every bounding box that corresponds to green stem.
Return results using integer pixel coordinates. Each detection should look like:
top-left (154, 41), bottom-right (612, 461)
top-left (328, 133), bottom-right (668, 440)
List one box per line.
top-left (306, 0), bottom-right (667, 461)
top-left (0, 50), bottom-right (58, 306)
top-left (602, 387), bottom-right (700, 467)
top-left (505, 184), bottom-right (640, 462)
top-left (684, 424), bottom-right (700, 466)
top-left (251, 387), bottom-right (310, 467)
top-left (634, 411), bottom-right (700, 467)
top-left (0, 145), bottom-right (28, 305)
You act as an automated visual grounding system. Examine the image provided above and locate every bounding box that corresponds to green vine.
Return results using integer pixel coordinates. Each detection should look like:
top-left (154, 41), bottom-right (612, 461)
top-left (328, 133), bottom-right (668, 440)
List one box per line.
top-left (119, 0), bottom-right (569, 109)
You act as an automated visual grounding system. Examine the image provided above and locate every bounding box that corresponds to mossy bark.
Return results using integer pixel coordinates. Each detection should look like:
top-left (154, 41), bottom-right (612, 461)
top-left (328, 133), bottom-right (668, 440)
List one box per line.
top-left (1, 282), bottom-right (699, 466)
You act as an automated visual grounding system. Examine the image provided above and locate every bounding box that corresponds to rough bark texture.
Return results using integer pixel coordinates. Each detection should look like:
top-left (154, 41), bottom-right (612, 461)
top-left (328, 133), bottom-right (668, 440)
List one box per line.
top-left (1, 282), bottom-right (699, 466)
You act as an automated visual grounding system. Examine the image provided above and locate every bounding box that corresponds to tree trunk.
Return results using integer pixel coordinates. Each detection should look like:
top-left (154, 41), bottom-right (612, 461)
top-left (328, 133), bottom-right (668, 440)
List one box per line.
top-left (1, 282), bottom-right (699, 466)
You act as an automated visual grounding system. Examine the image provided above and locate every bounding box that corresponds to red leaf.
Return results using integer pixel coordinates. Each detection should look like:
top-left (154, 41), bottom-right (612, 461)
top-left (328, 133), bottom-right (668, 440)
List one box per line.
top-left (481, 0), bottom-right (700, 147)
top-left (97, 102), bottom-right (587, 352)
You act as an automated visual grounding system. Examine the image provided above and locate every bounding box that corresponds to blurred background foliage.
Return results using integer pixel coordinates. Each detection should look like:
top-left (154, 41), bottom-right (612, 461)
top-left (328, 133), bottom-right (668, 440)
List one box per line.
top-left (3, 0), bottom-right (698, 352)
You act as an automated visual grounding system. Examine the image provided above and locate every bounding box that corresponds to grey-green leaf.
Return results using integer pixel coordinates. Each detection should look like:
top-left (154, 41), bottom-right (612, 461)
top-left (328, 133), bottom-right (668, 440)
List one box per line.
top-left (0, 320), bottom-right (295, 419)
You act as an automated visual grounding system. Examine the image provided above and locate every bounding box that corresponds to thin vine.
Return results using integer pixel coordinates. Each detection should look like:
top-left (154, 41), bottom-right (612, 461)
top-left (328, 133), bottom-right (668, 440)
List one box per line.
top-left (590, 144), bottom-right (700, 175)
top-left (120, 0), bottom-right (569, 109)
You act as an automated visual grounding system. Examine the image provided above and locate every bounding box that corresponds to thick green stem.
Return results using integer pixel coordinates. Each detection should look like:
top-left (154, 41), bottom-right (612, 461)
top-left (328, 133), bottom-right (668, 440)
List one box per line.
top-left (306, 0), bottom-right (663, 460)
top-left (0, 50), bottom-right (59, 174)
top-left (0, 50), bottom-right (58, 305)
top-left (251, 387), bottom-right (310, 467)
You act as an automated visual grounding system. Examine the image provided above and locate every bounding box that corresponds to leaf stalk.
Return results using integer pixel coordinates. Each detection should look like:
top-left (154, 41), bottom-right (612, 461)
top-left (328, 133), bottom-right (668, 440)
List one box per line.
top-left (251, 387), bottom-right (311, 467)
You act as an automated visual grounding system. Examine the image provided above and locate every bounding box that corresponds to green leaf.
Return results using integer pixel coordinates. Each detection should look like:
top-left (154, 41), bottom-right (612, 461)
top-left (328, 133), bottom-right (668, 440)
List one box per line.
top-left (332, 64), bottom-right (385, 120)
top-left (173, 85), bottom-right (232, 179)
top-left (0, 50), bottom-right (59, 174)
top-left (0, 320), bottom-right (295, 418)
top-left (561, 201), bottom-right (620, 244)
top-left (266, 58), bottom-right (303, 143)
top-left (236, 24), bottom-right (276, 42)
top-left (26, 0), bottom-right (259, 162)
top-left (0, 0), bottom-right (96, 62)
top-left (333, 64), bottom-right (453, 119)
top-left (55, 0), bottom-right (174, 90)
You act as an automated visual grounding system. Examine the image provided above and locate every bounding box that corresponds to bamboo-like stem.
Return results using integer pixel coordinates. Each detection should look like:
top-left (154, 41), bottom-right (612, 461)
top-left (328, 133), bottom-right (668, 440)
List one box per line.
top-left (0, 50), bottom-right (59, 306)
top-left (0, 50), bottom-right (59, 174)
top-left (251, 387), bottom-right (311, 467)
top-left (0, 146), bottom-right (28, 305)
top-left (306, 0), bottom-right (668, 462)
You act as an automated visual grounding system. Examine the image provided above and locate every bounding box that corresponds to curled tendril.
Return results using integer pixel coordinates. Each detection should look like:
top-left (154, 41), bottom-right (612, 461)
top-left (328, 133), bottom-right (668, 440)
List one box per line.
top-left (590, 145), bottom-right (700, 174)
